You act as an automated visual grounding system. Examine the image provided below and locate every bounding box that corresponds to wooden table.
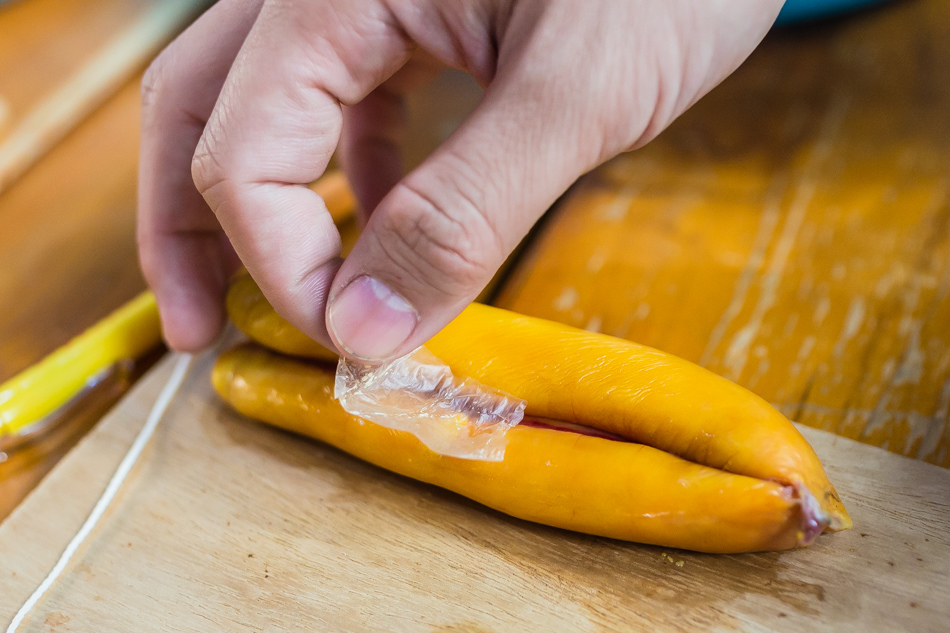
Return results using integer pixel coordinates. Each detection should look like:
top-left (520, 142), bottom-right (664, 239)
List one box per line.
top-left (0, 0), bottom-right (208, 190)
top-left (1, 0), bottom-right (948, 628)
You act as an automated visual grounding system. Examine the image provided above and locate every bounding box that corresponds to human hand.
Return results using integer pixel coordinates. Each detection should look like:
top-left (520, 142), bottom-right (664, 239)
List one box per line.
top-left (138, 0), bottom-right (784, 359)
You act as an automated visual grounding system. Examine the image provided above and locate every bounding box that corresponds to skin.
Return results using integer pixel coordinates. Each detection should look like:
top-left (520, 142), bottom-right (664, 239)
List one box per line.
top-left (224, 272), bottom-right (852, 534)
top-left (138, 0), bottom-right (785, 360)
top-left (214, 344), bottom-right (808, 553)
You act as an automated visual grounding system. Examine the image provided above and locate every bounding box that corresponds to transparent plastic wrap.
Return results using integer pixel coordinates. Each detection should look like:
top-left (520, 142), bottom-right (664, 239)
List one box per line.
top-left (334, 347), bottom-right (525, 461)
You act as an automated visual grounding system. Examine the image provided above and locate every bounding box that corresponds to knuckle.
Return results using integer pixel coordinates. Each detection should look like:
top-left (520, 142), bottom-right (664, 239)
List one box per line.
top-left (190, 130), bottom-right (230, 202)
top-left (376, 183), bottom-right (500, 298)
top-left (136, 236), bottom-right (158, 282)
top-left (140, 51), bottom-right (173, 116)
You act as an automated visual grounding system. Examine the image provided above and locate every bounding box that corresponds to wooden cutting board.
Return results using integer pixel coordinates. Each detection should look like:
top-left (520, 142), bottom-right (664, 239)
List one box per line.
top-left (1, 339), bottom-right (948, 632)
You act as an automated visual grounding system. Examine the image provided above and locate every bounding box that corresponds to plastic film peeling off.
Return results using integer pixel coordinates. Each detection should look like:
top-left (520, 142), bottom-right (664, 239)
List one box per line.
top-left (334, 347), bottom-right (525, 461)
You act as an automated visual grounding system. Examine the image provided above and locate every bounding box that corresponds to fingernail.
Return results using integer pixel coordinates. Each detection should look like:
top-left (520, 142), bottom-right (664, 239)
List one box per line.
top-left (327, 275), bottom-right (418, 361)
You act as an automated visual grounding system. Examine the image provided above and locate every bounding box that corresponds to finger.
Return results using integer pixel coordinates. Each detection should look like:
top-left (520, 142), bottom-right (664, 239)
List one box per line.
top-left (326, 69), bottom-right (602, 361)
top-left (191, 0), bottom-right (414, 347)
top-left (137, 0), bottom-right (264, 351)
top-left (339, 89), bottom-right (406, 226)
top-left (339, 53), bottom-right (444, 224)
top-left (326, 0), bottom-right (787, 361)
top-left (310, 170), bottom-right (358, 225)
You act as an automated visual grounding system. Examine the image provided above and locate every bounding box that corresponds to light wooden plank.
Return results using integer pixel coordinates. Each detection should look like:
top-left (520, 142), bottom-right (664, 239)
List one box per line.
top-left (1, 340), bottom-right (947, 632)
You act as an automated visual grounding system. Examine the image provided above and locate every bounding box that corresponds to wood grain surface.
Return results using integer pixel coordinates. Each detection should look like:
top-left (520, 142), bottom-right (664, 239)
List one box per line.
top-left (1, 342), bottom-right (947, 632)
top-left (0, 76), bottom-right (155, 521)
top-left (0, 0), bottom-right (210, 191)
top-left (0, 77), bottom-right (147, 386)
top-left (2, 4), bottom-right (949, 628)
top-left (496, 0), bottom-right (950, 468)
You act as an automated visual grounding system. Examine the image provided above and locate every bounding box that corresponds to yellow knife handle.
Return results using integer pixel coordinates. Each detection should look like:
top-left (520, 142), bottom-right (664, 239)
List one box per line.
top-left (0, 291), bottom-right (162, 436)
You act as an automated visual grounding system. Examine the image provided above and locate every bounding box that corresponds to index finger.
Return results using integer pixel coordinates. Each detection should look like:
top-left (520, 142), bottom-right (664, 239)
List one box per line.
top-left (191, 0), bottom-right (412, 346)
top-left (138, 0), bottom-right (264, 351)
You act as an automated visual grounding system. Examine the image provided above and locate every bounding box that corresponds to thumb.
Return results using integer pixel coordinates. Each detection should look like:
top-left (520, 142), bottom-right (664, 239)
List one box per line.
top-left (326, 70), bottom-right (603, 361)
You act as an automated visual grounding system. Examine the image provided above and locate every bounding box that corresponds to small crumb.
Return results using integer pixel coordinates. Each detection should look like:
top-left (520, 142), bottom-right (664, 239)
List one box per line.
top-left (909, 602), bottom-right (918, 608)
top-left (264, 574), bottom-right (269, 579)
top-left (778, 613), bottom-right (787, 618)
top-left (849, 548), bottom-right (855, 552)
top-left (248, 554), bottom-right (254, 558)
top-left (674, 560), bottom-right (685, 568)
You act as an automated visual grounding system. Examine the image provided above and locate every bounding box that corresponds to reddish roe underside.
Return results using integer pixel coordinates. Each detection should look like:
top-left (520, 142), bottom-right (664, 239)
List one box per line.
top-left (793, 483), bottom-right (832, 543)
top-left (520, 416), bottom-right (627, 441)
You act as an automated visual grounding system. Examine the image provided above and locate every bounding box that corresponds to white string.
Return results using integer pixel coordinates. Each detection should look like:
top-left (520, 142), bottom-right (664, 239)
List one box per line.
top-left (5, 353), bottom-right (193, 633)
